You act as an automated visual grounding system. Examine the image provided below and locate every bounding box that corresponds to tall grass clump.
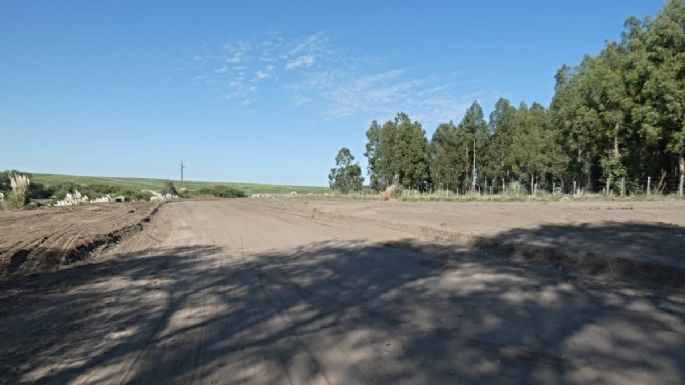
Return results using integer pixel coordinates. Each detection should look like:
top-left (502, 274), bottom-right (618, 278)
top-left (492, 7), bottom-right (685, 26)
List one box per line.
top-left (505, 181), bottom-right (525, 197)
top-left (7, 173), bottom-right (30, 209)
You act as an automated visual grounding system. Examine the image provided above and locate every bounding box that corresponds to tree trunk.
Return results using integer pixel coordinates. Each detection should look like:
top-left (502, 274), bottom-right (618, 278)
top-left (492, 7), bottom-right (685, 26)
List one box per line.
top-left (530, 173), bottom-right (535, 196)
top-left (679, 155), bottom-right (684, 197)
top-left (471, 137), bottom-right (476, 192)
top-left (607, 134), bottom-right (621, 195)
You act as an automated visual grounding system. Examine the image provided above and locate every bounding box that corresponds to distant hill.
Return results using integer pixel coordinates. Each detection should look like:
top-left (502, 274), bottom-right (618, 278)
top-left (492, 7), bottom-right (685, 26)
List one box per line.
top-left (30, 173), bottom-right (329, 195)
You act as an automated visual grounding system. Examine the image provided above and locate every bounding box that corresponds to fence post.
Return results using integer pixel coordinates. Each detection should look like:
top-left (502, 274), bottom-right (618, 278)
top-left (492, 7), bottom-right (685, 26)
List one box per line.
top-left (621, 177), bottom-right (626, 197)
top-left (647, 176), bottom-right (651, 195)
top-left (573, 180), bottom-right (577, 197)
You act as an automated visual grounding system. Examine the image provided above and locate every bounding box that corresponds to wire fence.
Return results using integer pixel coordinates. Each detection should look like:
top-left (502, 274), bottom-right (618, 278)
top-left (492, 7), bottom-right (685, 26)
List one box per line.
top-left (415, 176), bottom-right (684, 199)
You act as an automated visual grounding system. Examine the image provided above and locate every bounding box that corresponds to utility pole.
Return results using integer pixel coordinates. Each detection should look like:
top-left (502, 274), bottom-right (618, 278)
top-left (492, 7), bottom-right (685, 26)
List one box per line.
top-left (179, 160), bottom-right (185, 182)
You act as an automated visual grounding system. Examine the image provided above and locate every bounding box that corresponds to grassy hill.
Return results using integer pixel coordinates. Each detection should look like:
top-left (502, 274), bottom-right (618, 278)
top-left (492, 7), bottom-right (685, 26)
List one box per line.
top-left (31, 173), bottom-right (329, 195)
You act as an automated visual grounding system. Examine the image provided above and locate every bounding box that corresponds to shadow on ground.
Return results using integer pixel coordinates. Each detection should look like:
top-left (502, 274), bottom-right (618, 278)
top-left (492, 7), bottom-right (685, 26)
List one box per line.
top-left (0, 222), bottom-right (684, 385)
top-left (476, 221), bottom-right (685, 288)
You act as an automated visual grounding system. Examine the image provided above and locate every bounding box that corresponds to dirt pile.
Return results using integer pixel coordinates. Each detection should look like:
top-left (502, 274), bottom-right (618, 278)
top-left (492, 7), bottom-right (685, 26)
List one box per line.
top-left (0, 202), bottom-right (161, 278)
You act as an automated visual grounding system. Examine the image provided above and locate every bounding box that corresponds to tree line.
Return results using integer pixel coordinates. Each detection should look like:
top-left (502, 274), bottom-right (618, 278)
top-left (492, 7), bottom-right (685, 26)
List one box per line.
top-left (330, 0), bottom-right (685, 196)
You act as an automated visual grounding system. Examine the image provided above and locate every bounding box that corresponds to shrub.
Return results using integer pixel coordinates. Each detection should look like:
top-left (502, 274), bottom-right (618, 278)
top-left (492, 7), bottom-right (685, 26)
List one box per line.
top-left (505, 181), bottom-right (525, 197)
top-left (381, 184), bottom-right (401, 200)
top-left (161, 181), bottom-right (178, 196)
top-left (49, 182), bottom-right (82, 200)
top-left (198, 185), bottom-right (246, 198)
top-left (28, 182), bottom-right (55, 199)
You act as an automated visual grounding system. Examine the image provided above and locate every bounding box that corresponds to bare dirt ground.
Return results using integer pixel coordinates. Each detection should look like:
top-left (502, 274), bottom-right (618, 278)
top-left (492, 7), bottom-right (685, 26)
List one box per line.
top-left (0, 202), bottom-right (160, 278)
top-left (1, 198), bottom-right (684, 384)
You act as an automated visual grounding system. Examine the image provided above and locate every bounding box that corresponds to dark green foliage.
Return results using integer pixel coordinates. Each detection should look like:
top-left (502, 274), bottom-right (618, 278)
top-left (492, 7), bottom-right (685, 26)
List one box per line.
top-left (551, 0), bottom-right (685, 193)
top-left (460, 101), bottom-right (489, 192)
top-left (197, 185), bottom-right (247, 198)
top-left (329, 147), bottom-right (364, 193)
top-left (364, 121), bottom-right (383, 191)
top-left (364, 113), bottom-right (430, 191)
top-left (28, 182), bottom-right (53, 199)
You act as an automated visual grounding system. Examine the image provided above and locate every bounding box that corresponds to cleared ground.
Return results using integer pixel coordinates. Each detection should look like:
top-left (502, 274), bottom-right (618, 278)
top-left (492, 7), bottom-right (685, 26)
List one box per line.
top-left (1, 199), bottom-right (684, 384)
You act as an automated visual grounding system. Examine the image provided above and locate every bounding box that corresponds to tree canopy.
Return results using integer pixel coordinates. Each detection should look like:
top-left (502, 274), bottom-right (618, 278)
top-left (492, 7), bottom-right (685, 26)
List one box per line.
top-left (332, 1), bottom-right (685, 196)
top-left (329, 147), bottom-right (364, 193)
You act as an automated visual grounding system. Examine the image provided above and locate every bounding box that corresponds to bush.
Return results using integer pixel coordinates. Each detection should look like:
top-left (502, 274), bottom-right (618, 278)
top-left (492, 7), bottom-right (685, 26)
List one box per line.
top-left (505, 181), bottom-right (525, 197)
top-left (28, 182), bottom-right (54, 199)
top-left (381, 184), bottom-right (401, 200)
top-left (161, 181), bottom-right (178, 196)
top-left (49, 182), bottom-right (82, 200)
top-left (197, 185), bottom-right (246, 198)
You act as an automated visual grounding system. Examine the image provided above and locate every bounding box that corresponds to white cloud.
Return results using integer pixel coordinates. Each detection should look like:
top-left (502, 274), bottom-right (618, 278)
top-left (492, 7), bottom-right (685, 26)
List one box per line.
top-left (241, 97), bottom-right (257, 106)
top-left (255, 65), bottom-right (275, 80)
top-left (182, 32), bottom-right (490, 121)
top-left (285, 55), bottom-right (315, 70)
top-left (225, 53), bottom-right (243, 63)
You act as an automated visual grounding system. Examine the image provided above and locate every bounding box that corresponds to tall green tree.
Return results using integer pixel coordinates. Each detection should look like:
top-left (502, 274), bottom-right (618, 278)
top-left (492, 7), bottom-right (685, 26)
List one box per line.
top-left (459, 101), bottom-right (489, 192)
top-left (485, 98), bottom-right (518, 189)
top-left (643, 0), bottom-right (685, 195)
top-left (364, 121), bottom-right (383, 191)
top-left (364, 113), bottom-right (430, 190)
top-left (394, 113), bottom-right (431, 189)
top-left (430, 122), bottom-right (456, 190)
top-left (329, 147), bottom-right (364, 193)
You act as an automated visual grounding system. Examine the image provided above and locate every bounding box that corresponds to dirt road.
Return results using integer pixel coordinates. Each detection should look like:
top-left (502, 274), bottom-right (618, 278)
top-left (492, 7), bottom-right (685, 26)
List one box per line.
top-left (1, 199), bottom-right (684, 384)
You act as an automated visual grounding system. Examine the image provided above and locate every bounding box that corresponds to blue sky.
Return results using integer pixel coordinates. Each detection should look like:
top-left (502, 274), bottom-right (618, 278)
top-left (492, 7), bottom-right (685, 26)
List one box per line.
top-left (0, 1), bottom-right (664, 186)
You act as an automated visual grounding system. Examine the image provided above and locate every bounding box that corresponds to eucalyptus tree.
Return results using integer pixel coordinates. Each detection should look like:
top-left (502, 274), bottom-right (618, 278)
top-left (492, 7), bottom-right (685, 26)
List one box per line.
top-left (430, 121), bottom-right (471, 192)
top-left (485, 98), bottom-right (518, 189)
top-left (364, 121), bottom-right (383, 191)
top-left (458, 101), bottom-right (489, 192)
top-left (364, 112), bottom-right (430, 190)
top-left (329, 147), bottom-right (364, 193)
top-left (394, 113), bottom-right (431, 189)
top-left (643, 0), bottom-right (685, 195)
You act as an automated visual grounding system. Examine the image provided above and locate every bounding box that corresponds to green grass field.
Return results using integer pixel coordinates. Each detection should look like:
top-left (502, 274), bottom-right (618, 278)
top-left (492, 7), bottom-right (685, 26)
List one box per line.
top-left (31, 173), bottom-right (329, 195)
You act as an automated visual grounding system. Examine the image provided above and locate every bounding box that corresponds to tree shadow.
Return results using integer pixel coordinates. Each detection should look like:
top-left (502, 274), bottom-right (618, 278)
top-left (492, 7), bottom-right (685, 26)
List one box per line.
top-left (1, 223), bottom-right (684, 385)
top-left (475, 221), bottom-right (685, 288)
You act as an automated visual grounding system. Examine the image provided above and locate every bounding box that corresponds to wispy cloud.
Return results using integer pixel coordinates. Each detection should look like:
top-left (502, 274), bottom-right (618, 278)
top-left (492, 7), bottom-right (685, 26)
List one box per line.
top-left (285, 55), bottom-right (315, 70)
top-left (255, 65), bottom-right (275, 80)
top-left (181, 32), bottom-right (492, 124)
